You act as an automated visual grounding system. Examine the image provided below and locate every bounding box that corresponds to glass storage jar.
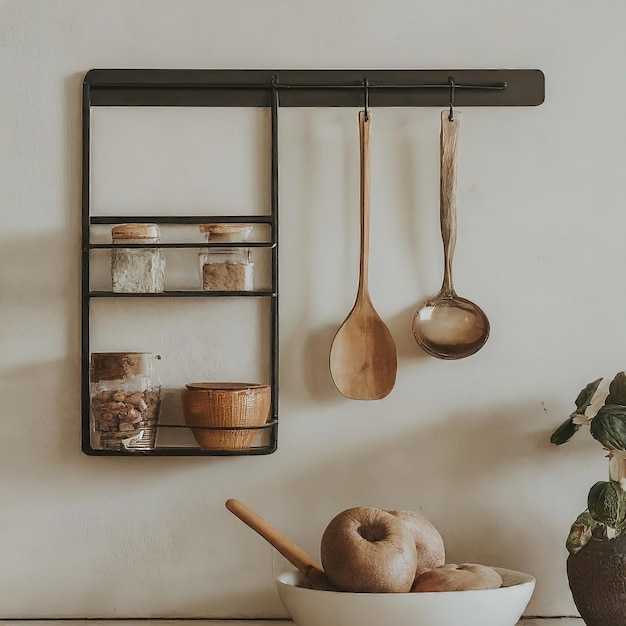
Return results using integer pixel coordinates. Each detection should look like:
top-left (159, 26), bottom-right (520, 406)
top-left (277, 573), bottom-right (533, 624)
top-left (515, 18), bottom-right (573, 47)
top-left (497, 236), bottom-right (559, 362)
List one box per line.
top-left (198, 224), bottom-right (254, 291)
top-left (111, 223), bottom-right (165, 293)
top-left (89, 352), bottom-right (162, 451)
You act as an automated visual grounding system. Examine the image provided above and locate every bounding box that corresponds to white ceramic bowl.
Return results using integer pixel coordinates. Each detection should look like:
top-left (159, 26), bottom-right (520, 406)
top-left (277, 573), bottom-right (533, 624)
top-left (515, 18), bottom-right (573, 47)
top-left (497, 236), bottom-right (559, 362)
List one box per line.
top-left (276, 568), bottom-right (535, 626)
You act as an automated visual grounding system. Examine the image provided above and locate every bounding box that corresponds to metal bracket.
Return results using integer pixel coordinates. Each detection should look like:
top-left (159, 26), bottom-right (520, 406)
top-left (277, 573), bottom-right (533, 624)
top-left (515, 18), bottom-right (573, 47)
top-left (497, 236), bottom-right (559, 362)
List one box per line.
top-left (84, 68), bottom-right (544, 108)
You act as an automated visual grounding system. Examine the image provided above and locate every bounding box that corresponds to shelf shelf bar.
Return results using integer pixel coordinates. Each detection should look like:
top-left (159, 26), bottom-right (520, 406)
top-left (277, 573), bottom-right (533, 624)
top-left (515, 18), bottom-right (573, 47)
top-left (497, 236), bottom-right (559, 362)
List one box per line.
top-left (89, 215), bottom-right (273, 225)
top-left (83, 446), bottom-right (277, 457)
top-left (158, 420), bottom-right (277, 431)
top-left (88, 290), bottom-right (276, 298)
top-left (87, 242), bottom-right (276, 249)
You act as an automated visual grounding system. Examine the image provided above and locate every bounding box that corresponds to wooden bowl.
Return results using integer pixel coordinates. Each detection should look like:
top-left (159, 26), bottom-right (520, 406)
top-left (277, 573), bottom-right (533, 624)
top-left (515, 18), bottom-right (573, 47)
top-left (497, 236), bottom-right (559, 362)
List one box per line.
top-left (181, 382), bottom-right (271, 450)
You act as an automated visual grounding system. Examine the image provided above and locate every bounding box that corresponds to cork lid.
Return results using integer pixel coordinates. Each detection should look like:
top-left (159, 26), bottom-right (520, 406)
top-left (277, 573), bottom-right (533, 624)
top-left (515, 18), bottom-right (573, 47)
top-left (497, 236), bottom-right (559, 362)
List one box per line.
top-left (185, 382), bottom-right (268, 391)
top-left (91, 352), bottom-right (151, 382)
top-left (199, 224), bottom-right (253, 239)
top-left (112, 223), bottom-right (161, 240)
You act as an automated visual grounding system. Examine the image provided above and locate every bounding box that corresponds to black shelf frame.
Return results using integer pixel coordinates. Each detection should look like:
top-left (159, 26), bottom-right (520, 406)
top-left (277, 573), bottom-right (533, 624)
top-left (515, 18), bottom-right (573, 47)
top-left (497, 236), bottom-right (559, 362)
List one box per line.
top-left (81, 68), bottom-right (544, 457)
top-left (81, 71), bottom-right (285, 457)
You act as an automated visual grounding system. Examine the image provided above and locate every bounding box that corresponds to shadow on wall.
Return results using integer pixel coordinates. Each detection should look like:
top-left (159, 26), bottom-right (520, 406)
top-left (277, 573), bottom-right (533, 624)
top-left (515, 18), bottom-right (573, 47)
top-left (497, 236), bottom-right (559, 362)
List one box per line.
top-left (0, 357), bottom-right (80, 470)
top-left (255, 399), bottom-right (548, 546)
top-left (143, 399), bottom-right (552, 618)
top-left (287, 302), bottom-right (436, 404)
top-left (0, 73), bottom-right (85, 473)
top-left (0, 229), bottom-right (82, 475)
top-left (278, 110), bottom-right (437, 406)
top-left (0, 73), bottom-right (575, 617)
top-left (220, 398), bottom-right (577, 616)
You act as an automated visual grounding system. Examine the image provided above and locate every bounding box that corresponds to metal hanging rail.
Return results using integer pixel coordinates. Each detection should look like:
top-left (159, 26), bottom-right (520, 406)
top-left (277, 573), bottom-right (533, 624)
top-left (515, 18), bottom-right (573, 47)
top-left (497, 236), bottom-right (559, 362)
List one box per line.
top-left (84, 69), bottom-right (544, 108)
top-left (275, 81), bottom-right (507, 90)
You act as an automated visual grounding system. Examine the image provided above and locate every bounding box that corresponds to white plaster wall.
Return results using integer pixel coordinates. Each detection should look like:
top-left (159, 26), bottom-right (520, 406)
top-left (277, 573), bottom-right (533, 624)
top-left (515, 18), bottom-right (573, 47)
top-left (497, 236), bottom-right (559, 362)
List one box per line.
top-left (0, 0), bottom-right (622, 618)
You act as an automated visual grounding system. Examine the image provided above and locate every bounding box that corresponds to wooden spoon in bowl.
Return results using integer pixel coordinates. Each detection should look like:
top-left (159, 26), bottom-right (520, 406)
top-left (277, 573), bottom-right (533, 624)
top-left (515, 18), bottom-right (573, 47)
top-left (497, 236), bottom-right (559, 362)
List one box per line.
top-left (225, 499), bottom-right (336, 591)
top-left (329, 111), bottom-right (398, 400)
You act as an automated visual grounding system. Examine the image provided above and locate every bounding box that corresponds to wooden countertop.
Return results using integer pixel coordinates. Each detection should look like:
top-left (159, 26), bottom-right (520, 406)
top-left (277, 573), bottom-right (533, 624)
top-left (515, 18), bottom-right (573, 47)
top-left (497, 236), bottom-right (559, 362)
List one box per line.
top-left (0, 617), bottom-right (585, 626)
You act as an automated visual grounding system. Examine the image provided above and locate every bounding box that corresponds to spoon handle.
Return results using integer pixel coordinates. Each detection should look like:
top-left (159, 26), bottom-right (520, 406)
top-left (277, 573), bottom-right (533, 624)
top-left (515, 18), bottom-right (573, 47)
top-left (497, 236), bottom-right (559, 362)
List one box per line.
top-left (358, 110), bottom-right (371, 300)
top-left (225, 499), bottom-right (322, 573)
top-left (440, 110), bottom-right (461, 297)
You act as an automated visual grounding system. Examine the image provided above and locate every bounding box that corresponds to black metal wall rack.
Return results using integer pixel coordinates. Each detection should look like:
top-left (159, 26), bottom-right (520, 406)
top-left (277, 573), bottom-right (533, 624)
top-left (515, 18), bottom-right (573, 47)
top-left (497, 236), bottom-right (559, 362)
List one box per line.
top-left (81, 68), bottom-right (544, 456)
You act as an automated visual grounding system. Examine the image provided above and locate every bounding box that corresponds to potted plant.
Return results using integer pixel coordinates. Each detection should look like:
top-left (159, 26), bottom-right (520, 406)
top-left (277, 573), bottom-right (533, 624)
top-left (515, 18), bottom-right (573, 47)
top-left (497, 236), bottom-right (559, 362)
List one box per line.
top-left (551, 371), bottom-right (626, 626)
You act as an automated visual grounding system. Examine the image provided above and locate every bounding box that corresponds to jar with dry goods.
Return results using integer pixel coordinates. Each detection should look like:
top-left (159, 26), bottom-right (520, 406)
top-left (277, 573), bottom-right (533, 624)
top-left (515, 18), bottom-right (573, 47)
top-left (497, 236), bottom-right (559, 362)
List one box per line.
top-left (111, 223), bottom-right (165, 293)
top-left (198, 224), bottom-right (254, 292)
top-left (90, 352), bottom-right (162, 451)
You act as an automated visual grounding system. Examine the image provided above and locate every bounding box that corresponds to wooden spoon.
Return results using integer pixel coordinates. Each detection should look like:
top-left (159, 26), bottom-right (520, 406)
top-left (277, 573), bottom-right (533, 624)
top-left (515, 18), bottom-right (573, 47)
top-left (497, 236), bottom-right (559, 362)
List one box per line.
top-left (329, 111), bottom-right (398, 400)
top-left (225, 499), bottom-right (336, 591)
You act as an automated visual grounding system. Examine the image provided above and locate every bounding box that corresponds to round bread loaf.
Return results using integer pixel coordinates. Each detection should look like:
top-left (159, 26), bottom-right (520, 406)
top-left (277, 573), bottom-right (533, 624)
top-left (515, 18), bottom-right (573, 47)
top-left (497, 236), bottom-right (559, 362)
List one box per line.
top-left (320, 507), bottom-right (418, 593)
top-left (386, 510), bottom-right (445, 579)
top-left (411, 563), bottom-right (503, 592)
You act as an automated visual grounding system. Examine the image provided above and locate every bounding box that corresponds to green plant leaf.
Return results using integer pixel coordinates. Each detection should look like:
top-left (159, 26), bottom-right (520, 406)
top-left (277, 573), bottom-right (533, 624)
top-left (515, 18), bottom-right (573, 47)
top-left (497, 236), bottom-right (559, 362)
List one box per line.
top-left (606, 372), bottom-right (626, 406)
top-left (588, 481), bottom-right (626, 528)
top-left (591, 405), bottom-right (626, 450)
top-left (566, 510), bottom-right (598, 555)
top-left (550, 417), bottom-right (581, 445)
top-left (574, 377), bottom-right (603, 414)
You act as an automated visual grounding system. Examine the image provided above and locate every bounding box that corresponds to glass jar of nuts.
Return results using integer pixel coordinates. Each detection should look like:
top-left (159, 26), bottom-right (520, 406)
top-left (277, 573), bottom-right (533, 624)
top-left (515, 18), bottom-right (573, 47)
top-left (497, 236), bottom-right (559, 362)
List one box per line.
top-left (89, 352), bottom-right (162, 451)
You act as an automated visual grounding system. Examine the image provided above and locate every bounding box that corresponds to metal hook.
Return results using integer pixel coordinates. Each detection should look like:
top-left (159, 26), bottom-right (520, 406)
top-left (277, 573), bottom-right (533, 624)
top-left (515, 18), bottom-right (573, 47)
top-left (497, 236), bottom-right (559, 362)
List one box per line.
top-left (448, 76), bottom-right (455, 121)
top-left (363, 78), bottom-right (369, 121)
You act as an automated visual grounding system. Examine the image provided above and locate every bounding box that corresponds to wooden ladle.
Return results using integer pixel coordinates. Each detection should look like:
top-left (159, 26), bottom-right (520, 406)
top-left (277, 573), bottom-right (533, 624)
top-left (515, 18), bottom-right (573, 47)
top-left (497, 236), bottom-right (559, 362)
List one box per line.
top-left (412, 111), bottom-right (490, 360)
top-left (225, 499), bottom-right (336, 591)
top-left (329, 111), bottom-right (398, 400)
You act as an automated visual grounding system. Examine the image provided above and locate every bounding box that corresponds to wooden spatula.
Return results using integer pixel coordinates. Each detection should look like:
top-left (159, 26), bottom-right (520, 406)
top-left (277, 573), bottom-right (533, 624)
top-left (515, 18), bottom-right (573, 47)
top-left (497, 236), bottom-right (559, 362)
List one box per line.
top-left (329, 111), bottom-right (397, 400)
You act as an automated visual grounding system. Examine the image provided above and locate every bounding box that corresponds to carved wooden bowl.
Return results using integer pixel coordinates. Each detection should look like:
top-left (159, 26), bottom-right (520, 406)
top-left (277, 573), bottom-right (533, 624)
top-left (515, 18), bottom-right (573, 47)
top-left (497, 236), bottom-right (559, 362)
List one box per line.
top-left (181, 382), bottom-right (271, 451)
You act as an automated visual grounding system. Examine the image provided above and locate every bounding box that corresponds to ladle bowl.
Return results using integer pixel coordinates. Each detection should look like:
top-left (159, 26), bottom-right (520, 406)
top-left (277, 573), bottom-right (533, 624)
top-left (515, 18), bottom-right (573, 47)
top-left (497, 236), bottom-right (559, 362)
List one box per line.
top-left (412, 110), bottom-right (490, 360)
top-left (412, 292), bottom-right (490, 360)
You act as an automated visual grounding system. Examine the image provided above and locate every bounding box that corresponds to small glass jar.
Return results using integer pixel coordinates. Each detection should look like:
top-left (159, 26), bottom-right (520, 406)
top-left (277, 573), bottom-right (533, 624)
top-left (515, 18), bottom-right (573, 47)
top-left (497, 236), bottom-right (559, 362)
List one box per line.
top-left (198, 224), bottom-right (254, 291)
top-left (111, 223), bottom-right (165, 293)
top-left (90, 352), bottom-right (162, 451)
